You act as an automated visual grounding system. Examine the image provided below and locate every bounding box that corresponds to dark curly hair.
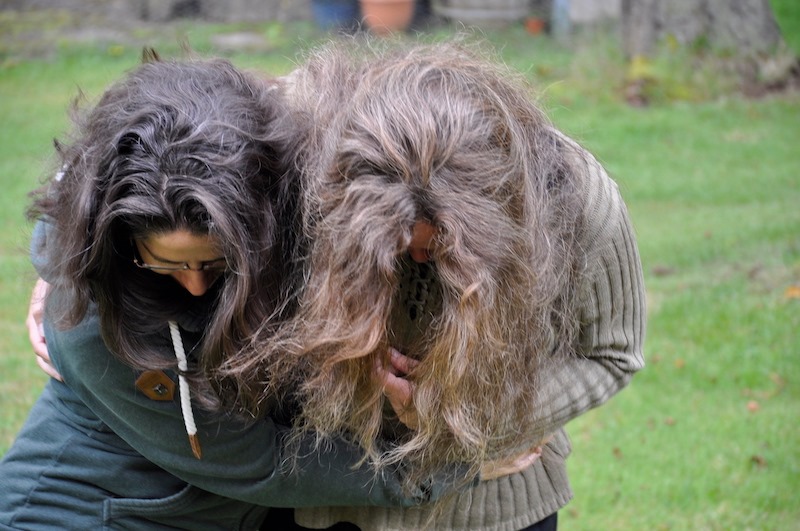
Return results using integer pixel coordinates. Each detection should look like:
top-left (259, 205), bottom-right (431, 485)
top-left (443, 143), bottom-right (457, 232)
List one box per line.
top-left (29, 51), bottom-right (301, 413)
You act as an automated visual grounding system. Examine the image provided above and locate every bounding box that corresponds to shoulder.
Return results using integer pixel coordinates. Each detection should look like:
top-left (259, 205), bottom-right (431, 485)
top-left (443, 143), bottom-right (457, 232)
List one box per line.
top-left (548, 129), bottom-right (635, 263)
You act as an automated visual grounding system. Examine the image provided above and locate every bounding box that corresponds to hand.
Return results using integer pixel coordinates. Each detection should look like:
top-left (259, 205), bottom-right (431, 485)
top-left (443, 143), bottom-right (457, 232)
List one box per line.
top-left (480, 443), bottom-right (544, 481)
top-left (26, 278), bottom-right (62, 381)
top-left (374, 348), bottom-right (419, 430)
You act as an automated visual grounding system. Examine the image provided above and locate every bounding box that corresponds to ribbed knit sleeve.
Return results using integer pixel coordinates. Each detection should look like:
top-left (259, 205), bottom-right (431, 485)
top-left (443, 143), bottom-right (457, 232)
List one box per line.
top-left (531, 136), bottom-right (646, 436)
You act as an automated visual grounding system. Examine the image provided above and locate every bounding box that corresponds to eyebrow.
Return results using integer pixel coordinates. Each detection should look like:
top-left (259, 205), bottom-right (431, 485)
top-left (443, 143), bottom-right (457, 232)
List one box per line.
top-left (139, 241), bottom-right (226, 265)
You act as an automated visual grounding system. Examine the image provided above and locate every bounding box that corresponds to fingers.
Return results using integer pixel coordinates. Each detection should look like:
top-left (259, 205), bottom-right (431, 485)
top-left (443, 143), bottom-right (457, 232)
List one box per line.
top-left (513, 446), bottom-right (543, 470)
top-left (36, 353), bottom-right (63, 382)
top-left (381, 369), bottom-right (414, 408)
top-left (374, 350), bottom-right (419, 429)
top-left (27, 280), bottom-right (48, 359)
top-left (383, 382), bottom-right (419, 430)
top-left (388, 347), bottom-right (419, 375)
top-left (27, 279), bottom-right (62, 381)
top-left (26, 313), bottom-right (46, 357)
top-left (378, 349), bottom-right (416, 406)
top-left (479, 444), bottom-right (544, 481)
top-left (375, 357), bottom-right (414, 410)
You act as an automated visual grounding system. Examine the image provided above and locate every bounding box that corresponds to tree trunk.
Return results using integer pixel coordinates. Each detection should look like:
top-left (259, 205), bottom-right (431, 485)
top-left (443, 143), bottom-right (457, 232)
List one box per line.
top-left (621, 0), bottom-right (783, 58)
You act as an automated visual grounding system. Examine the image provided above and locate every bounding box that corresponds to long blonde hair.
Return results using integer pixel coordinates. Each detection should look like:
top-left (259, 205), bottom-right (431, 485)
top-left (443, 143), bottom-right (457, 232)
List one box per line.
top-left (228, 40), bottom-right (588, 488)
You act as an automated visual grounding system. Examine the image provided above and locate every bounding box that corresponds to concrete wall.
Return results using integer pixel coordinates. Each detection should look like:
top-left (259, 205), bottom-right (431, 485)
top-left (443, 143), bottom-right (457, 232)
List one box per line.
top-left (569, 0), bottom-right (620, 25)
top-left (2, 0), bottom-right (622, 27)
top-left (141, 0), bottom-right (311, 23)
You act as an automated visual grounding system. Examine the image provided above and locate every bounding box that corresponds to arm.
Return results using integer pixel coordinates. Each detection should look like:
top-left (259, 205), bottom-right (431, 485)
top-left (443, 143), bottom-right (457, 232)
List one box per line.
top-left (31, 220), bottom-right (456, 509)
top-left (529, 142), bottom-right (646, 435)
top-left (27, 278), bottom-right (61, 381)
top-left (27, 220), bottom-right (63, 381)
top-left (43, 304), bottom-right (448, 509)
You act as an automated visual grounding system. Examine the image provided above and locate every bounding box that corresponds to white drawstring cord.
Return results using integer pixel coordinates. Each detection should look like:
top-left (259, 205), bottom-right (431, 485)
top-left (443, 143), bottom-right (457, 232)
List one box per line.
top-left (168, 321), bottom-right (202, 459)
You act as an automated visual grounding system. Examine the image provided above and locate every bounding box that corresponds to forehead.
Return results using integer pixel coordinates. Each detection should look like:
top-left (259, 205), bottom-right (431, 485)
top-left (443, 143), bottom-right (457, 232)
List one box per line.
top-left (138, 229), bottom-right (223, 261)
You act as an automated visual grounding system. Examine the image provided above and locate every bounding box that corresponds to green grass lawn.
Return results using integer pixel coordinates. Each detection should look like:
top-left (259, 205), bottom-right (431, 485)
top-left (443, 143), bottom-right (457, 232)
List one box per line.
top-left (558, 96), bottom-right (800, 529)
top-left (1, 4), bottom-right (798, 529)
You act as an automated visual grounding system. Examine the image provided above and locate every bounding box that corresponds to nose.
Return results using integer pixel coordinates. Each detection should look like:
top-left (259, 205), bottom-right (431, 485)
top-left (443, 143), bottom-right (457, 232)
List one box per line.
top-left (173, 270), bottom-right (215, 296)
top-left (408, 246), bottom-right (431, 264)
top-left (408, 221), bottom-right (437, 264)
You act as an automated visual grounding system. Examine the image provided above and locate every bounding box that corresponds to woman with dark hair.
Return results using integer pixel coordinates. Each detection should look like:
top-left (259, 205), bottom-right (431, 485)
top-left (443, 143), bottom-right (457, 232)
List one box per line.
top-left (234, 41), bottom-right (647, 530)
top-left (0, 53), bottom-right (463, 530)
top-left (31, 51), bottom-right (299, 417)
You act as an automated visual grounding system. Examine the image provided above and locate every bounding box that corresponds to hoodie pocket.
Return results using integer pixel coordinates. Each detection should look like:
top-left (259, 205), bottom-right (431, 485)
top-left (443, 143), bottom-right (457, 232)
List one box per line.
top-left (103, 483), bottom-right (267, 530)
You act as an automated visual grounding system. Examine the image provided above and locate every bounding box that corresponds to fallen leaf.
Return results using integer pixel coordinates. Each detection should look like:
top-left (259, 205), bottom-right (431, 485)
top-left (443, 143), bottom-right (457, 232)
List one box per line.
top-left (785, 285), bottom-right (800, 299)
top-left (750, 454), bottom-right (767, 468)
top-left (627, 55), bottom-right (655, 81)
top-left (664, 417), bottom-right (676, 426)
top-left (674, 358), bottom-right (685, 369)
top-left (769, 373), bottom-right (786, 388)
top-left (613, 447), bottom-right (623, 459)
top-left (652, 265), bottom-right (676, 277)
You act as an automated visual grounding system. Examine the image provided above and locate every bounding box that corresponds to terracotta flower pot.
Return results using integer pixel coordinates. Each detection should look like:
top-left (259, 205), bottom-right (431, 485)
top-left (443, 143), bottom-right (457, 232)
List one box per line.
top-left (359, 0), bottom-right (415, 35)
top-left (525, 17), bottom-right (545, 35)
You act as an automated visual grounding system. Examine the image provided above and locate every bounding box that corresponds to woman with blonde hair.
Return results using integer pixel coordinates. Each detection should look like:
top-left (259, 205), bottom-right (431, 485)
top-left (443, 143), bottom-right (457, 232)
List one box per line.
top-left (233, 40), bottom-right (646, 530)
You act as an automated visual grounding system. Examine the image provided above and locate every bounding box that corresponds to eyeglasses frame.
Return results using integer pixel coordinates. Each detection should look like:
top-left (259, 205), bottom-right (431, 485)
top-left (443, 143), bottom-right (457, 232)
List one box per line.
top-left (131, 239), bottom-right (228, 273)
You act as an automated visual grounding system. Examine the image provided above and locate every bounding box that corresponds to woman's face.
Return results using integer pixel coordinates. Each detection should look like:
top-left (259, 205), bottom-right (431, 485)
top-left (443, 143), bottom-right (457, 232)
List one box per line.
top-left (133, 229), bottom-right (227, 297)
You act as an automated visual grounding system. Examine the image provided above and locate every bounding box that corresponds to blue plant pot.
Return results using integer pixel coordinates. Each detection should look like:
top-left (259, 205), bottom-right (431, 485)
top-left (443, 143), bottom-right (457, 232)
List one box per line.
top-left (311, 0), bottom-right (361, 31)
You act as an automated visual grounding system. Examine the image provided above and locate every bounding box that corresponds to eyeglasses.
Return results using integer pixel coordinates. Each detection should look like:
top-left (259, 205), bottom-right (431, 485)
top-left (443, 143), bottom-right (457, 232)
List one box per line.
top-left (132, 240), bottom-right (229, 273)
